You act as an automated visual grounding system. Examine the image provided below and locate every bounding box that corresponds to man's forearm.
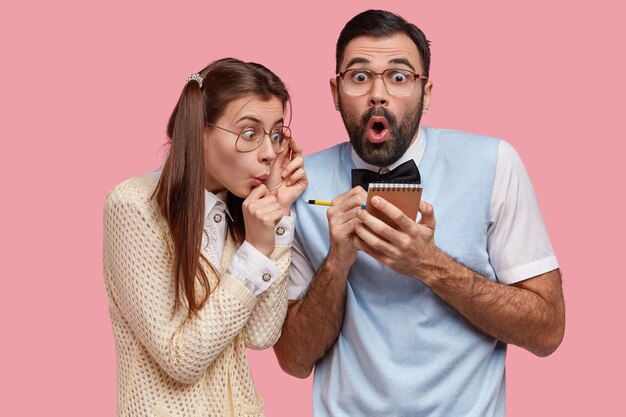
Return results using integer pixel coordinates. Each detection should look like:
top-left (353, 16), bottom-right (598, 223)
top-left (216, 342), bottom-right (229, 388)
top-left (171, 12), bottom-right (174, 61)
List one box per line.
top-left (274, 251), bottom-right (349, 378)
top-left (421, 250), bottom-right (565, 357)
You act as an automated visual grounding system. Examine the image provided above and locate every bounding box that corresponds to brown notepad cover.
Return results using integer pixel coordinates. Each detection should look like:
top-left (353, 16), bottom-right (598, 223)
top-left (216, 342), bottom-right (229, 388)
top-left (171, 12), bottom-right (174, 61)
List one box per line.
top-left (365, 183), bottom-right (423, 228)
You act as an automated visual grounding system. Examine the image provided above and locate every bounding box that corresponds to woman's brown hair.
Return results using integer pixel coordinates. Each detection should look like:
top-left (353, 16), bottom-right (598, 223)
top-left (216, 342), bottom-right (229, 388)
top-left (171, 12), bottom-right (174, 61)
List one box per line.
top-left (153, 58), bottom-right (290, 317)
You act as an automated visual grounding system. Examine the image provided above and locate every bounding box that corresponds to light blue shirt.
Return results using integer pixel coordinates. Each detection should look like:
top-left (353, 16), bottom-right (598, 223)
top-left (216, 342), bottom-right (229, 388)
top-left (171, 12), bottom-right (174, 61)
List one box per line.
top-left (290, 127), bottom-right (557, 416)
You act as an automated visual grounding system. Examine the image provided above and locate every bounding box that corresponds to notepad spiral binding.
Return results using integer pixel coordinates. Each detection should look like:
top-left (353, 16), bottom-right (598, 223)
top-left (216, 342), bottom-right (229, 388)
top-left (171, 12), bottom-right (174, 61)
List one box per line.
top-left (367, 182), bottom-right (422, 191)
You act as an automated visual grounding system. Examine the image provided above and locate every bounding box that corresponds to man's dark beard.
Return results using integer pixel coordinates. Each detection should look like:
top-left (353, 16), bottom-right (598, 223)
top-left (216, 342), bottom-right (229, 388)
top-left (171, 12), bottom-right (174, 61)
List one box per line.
top-left (338, 96), bottom-right (423, 167)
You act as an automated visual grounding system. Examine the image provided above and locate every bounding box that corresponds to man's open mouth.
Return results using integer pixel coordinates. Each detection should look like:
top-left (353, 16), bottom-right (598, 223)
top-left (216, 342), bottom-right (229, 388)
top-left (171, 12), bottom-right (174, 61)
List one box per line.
top-left (367, 117), bottom-right (389, 143)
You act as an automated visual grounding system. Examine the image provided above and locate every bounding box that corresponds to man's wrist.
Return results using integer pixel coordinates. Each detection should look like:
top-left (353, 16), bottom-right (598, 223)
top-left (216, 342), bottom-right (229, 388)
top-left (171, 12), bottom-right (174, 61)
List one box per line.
top-left (325, 247), bottom-right (354, 277)
top-left (413, 246), bottom-right (450, 286)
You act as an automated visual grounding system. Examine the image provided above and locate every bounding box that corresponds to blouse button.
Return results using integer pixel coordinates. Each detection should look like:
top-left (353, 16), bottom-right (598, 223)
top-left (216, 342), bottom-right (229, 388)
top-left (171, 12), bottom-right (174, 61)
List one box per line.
top-left (213, 213), bottom-right (223, 223)
top-left (275, 227), bottom-right (286, 236)
top-left (262, 272), bottom-right (272, 282)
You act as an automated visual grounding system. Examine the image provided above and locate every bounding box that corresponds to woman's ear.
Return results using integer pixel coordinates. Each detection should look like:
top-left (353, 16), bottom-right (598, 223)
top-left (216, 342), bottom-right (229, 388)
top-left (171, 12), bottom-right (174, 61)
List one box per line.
top-left (202, 126), bottom-right (211, 152)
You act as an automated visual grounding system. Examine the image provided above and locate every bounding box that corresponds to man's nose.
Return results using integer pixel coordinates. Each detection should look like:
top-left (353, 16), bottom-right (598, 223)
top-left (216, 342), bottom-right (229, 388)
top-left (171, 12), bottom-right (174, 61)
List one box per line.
top-left (368, 76), bottom-right (389, 107)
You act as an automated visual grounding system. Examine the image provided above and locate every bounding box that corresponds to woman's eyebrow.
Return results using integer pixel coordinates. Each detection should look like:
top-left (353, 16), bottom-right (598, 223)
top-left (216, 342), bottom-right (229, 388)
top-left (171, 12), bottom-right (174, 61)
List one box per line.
top-left (234, 116), bottom-right (285, 126)
top-left (234, 116), bottom-right (263, 124)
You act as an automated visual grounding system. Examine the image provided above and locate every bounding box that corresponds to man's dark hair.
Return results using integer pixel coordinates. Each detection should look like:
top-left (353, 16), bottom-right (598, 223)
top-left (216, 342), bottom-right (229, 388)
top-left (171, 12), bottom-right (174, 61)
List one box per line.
top-left (335, 10), bottom-right (431, 77)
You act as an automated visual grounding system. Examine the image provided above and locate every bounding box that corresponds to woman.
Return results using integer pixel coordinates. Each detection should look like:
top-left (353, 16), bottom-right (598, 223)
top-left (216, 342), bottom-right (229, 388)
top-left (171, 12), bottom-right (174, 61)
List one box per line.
top-left (103, 58), bottom-right (306, 417)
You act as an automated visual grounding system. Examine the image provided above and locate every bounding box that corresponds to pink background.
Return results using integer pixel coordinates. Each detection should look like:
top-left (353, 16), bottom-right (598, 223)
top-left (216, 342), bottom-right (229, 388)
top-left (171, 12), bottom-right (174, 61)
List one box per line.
top-left (2, 0), bottom-right (624, 415)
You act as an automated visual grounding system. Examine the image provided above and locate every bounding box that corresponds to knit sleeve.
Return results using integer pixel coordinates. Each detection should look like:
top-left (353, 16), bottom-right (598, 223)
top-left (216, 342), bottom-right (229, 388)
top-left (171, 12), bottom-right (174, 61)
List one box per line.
top-left (103, 181), bottom-right (258, 384)
top-left (241, 244), bottom-right (290, 349)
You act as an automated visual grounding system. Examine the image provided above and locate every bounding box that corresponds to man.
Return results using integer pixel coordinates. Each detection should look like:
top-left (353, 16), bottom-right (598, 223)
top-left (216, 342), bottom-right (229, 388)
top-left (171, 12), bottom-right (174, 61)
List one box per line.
top-left (274, 9), bottom-right (565, 417)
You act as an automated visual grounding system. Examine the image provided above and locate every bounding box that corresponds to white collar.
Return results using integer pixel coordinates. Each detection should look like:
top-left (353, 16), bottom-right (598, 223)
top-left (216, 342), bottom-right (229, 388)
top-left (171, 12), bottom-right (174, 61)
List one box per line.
top-left (350, 128), bottom-right (425, 171)
top-left (203, 190), bottom-right (232, 220)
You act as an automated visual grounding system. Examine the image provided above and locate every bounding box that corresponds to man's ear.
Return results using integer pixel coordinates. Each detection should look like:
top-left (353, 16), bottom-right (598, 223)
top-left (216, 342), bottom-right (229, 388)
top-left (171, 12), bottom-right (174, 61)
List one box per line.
top-left (422, 79), bottom-right (433, 113)
top-left (330, 77), bottom-right (340, 111)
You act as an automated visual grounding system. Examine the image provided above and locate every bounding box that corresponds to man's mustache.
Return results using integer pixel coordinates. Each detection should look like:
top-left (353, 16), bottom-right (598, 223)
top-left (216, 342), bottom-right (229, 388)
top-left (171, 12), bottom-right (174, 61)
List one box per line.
top-left (361, 107), bottom-right (397, 125)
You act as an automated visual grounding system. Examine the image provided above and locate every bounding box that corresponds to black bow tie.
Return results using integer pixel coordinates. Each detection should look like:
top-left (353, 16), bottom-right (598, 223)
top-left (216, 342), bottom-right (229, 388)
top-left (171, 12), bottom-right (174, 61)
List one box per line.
top-left (352, 160), bottom-right (421, 189)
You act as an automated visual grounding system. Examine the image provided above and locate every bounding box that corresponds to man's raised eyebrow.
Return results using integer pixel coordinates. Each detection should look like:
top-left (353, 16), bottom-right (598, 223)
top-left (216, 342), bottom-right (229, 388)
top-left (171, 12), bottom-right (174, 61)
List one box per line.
top-left (343, 57), bottom-right (371, 70)
top-left (389, 58), bottom-right (416, 72)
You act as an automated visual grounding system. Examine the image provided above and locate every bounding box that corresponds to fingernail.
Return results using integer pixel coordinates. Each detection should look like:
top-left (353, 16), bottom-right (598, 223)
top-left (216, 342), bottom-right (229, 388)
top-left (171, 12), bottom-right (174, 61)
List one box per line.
top-left (372, 197), bottom-right (380, 206)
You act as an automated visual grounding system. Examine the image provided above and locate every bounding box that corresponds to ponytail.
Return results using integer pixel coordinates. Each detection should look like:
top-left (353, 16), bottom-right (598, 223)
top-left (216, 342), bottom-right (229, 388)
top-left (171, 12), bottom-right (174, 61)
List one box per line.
top-left (154, 79), bottom-right (209, 317)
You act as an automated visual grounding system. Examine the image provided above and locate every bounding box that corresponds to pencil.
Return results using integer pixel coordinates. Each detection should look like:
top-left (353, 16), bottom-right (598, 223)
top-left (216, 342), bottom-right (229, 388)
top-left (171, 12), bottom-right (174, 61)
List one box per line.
top-left (307, 199), bottom-right (332, 206)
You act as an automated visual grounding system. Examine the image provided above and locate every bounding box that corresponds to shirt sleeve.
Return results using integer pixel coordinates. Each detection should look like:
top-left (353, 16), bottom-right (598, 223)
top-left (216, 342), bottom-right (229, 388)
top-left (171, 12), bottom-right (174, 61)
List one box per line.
top-left (287, 233), bottom-right (317, 300)
top-left (242, 238), bottom-right (292, 349)
top-left (488, 140), bottom-right (559, 284)
top-left (227, 214), bottom-right (296, 296)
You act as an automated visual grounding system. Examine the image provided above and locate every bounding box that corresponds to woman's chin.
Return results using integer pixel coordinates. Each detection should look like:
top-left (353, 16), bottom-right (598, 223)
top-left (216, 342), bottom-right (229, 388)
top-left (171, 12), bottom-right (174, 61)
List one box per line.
top-left (229, 185), bottom-right (250, 199)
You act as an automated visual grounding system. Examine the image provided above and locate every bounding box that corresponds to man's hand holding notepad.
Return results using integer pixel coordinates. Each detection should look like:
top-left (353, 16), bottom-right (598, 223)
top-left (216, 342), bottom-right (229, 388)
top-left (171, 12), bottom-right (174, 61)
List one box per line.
top-left (365, 182), bottom-right (423, 228)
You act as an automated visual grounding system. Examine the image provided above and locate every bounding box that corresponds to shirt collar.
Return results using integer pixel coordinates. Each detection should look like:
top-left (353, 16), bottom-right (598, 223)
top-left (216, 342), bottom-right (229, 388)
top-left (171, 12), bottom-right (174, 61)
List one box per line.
top-left (204, 190), bottom-right (232, 221)
top-left (350, 128), bottom-right (425, 171)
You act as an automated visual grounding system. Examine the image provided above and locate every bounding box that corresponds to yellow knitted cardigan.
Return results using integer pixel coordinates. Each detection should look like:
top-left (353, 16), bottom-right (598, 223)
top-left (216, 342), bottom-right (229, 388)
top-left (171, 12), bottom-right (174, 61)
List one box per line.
top-left (103, 175), bottom-right (290, 417)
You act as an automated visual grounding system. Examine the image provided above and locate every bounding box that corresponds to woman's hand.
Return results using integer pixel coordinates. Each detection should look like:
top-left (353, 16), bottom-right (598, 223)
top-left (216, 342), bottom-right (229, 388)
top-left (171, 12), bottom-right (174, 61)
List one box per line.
top-left (242, 184), bottom-right (284, 257)
top-left (267, 139), bottom-right (307, 211)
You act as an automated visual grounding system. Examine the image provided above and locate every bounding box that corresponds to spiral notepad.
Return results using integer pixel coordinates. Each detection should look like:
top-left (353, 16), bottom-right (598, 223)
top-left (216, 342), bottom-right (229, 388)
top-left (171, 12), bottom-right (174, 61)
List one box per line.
top-left (366, 182), bottom-right (423, 228)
